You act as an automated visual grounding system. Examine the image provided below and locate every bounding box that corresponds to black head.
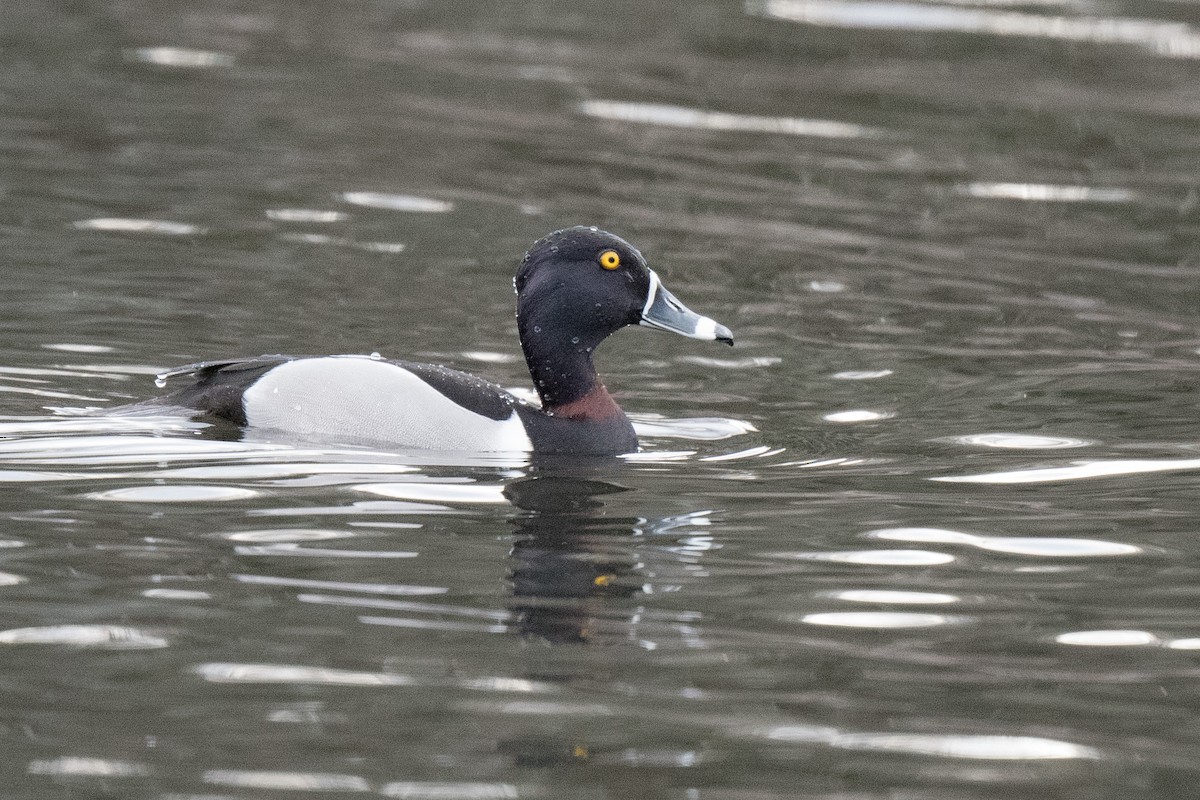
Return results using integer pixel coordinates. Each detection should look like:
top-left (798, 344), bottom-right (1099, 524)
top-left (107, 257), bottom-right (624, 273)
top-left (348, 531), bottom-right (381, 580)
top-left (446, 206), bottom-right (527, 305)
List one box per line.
top-left (516, 226), bottom-right (652, 346)
top-left (515, 226), bottom-right (733, 409)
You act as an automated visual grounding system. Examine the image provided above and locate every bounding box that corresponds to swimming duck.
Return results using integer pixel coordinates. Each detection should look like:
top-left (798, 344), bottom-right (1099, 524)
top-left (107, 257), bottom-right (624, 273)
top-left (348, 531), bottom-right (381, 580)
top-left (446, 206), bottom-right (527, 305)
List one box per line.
top-left (151, 226), bottom-right (733, 455)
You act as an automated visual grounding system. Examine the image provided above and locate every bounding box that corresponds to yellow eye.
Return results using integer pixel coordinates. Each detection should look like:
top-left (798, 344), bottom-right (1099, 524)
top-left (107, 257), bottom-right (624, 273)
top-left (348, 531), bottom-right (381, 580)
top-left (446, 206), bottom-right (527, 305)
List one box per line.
top-left (598, 250), bottom-right (621, 270)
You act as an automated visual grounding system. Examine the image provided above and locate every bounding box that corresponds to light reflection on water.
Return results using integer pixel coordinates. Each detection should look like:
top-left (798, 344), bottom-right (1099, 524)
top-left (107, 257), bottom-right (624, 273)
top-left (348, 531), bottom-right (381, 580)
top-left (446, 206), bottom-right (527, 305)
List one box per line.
top-left (747, 0), bottom-right (1200, 58)
top-left (579, 99), bottom-right (890, 139)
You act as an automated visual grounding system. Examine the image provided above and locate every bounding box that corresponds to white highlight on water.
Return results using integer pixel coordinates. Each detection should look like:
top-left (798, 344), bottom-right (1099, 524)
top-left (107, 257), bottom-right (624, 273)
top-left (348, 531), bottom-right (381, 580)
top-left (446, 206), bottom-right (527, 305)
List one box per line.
top-left (266, 208), bottom-right (350, 222)
top-left (127, 46), bottom-right (234, 67)
top-left (934, 458), bottom-right (1200, 484)
top-left (73, 218), bottom-right (204, 235)
top-left (832, 369), bottom-right (893, 380)
top-left (766, 549), bottom-right (956, 566)
top-left (747, 0), bottom-right (1200, 59)
top-left (203, 769), bottom-right (371, 791)
top-left (28, 757), bottom-right (153, 777)
top-left (1056, 629), bottom-right (1160, 646)
top-left (760, 726), bottom-right (1099, 759)
top-left (801, 611), bottom-right (957, 629)
top-left (580, 99), bottom-right (887, 139)
top-left (42, 343), bottom-right (116, 353)
top-left (952, 432), bottom-right (1091, 449)
top-left (341, 191), bottom-right (454, 213)
top-left (867, 526), bottom-right (1139, 557)
top-left (381, 782), bottom-right (520, 799)
top-left (959, 182), bottom-right (1135, 202)
top-left (830, 589), bottom-right (959, 604)
top-left (0, 624), bottom-right (168, 649)
top-left (352, 482), bottom-right (510, 504)
top-left (823, 409), bottom-right (892, 422)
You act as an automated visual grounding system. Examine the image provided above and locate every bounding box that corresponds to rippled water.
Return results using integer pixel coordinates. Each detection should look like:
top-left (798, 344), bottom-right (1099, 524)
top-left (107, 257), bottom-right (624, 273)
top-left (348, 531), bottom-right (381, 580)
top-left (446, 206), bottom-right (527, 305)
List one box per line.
top-left (3, 0), bottom-right (1200, 797)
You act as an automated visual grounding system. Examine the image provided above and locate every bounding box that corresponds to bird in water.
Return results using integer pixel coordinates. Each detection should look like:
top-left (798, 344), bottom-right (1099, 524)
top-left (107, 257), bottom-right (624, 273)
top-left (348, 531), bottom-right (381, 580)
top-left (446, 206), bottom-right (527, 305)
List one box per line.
top-left (146, 226), bottom-right (733, 455)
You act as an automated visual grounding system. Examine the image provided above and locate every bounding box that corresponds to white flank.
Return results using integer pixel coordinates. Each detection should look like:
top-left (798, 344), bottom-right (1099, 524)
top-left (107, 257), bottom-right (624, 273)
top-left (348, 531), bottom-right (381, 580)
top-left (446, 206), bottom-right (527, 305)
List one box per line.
top-left (242, 357), bottom-right (532, 451)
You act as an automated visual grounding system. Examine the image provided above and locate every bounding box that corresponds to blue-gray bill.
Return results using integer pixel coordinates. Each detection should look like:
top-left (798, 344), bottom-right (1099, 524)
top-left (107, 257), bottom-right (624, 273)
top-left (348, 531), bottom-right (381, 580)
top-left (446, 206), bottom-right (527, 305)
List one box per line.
top-left (638, 269), bottom-right (734, 346)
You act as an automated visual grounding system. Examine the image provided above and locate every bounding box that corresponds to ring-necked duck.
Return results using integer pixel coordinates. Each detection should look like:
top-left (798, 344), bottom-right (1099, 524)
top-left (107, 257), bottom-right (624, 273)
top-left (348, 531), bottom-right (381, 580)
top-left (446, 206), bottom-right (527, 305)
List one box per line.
top-left (151, 226), bottom-right (733, 455)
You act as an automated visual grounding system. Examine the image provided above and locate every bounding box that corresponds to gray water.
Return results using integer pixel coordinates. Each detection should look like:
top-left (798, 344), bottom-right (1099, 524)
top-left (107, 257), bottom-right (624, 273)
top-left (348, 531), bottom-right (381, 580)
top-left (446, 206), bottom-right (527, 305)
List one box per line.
top-left (3, 1), bottom-right (1200, 797)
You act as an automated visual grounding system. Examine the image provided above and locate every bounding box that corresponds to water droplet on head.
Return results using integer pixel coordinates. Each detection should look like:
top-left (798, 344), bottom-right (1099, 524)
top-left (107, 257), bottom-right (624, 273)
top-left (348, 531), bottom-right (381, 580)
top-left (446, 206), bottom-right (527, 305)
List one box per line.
top-left (154, 376), bottom-right (167, 389)
top-left (369, 352), bottom-right (382, 360)
top-left (571, 336), bottom-right (580, 345)
top-left (533, 326), bottom-right (541, 333)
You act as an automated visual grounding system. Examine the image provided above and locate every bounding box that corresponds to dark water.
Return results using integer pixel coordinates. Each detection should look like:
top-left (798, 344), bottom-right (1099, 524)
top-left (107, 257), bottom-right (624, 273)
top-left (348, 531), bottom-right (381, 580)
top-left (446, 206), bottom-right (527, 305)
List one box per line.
top-left (3, 0), bottom-right (1200, 797)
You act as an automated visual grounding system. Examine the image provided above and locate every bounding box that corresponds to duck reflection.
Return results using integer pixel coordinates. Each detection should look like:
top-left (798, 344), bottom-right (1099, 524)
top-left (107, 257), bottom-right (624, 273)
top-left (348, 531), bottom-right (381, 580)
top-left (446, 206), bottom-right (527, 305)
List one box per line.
top-left (503, 475), bottom-right (643, 644)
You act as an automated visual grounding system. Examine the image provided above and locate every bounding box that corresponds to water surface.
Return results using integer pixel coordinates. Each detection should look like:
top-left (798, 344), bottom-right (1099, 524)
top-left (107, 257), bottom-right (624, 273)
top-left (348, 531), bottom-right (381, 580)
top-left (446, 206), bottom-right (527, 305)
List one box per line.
top-left (3, 1), bottom-right (1200, 797)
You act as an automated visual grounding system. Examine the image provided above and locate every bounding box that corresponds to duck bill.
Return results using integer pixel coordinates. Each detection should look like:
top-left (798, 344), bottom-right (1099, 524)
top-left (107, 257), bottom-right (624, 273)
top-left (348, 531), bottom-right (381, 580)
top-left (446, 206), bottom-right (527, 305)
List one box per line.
top-left (639, 270), bottom-right (734, 345)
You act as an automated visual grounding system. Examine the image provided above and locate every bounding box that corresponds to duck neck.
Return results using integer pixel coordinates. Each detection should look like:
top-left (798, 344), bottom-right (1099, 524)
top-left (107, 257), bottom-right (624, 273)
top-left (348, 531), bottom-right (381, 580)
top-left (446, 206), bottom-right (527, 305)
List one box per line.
top-left (519, 322), bottom-right (623, 420)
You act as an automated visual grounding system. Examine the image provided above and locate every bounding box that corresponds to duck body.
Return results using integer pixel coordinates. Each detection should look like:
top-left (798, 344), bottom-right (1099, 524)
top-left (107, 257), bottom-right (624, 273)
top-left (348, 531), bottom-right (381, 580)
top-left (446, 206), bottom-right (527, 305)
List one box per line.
top-left (156, 353), bottom-right (637, 454)
top-left (150, 227), bottom-right (732, 455)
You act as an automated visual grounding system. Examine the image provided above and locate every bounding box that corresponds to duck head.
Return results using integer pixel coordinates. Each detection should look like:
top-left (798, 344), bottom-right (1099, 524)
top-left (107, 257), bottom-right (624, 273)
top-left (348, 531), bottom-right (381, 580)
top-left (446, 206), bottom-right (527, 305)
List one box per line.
top-left (515, 226), bottom-right (733, 410)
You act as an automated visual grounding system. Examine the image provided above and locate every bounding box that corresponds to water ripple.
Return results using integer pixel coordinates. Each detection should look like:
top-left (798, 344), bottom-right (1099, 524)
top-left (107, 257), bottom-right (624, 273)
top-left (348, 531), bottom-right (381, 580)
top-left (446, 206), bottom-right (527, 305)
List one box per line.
top-left (194, 662), bottom-right (414, 686)
top-left (341, 191), bottom-right (454, 213)
top-left (1056, 629), bottom-right (1160, 647)
top-left (126, 46), bottom-right (234, 68)
top-left (676, 355), bottom-right (782, 369)
top-left (203, 769), bottom-right (370, 791)
top-left (234, 573), bottom-right (447, 596)
top-left (0, 625), bottom-right (168, 649)
top-left (225, 529), bottom-right (358, 542)
top-left (950, 432), bottom-right (1092, 449)
top-left (457, 700), bottom-right (614, 717)
top-left (142, 588), bottom-right (211, 600)
top-left (958, 182), bottom-right (1135, 202)
top-left (250, 500), bottom-right (452, 517)
top-left (28, 757), bottom-right (152, 777)
top-left (233, 543), bottom-right (418, 558)
top-left (832, 369), bottom-right (894, 380)
top-left (352, 482), bottom-right (508, 504)
top-left (799, 611), bottom-right (960, 628)
top-left (766, 549), bottom-right (956, 565)
top-left (631, 415), bottom-right (757, 441)
top-left (827, 589), bottom-right (959, 604)
top-left (761, 726), bottom-right (1100, 759)
top-left (380, 782), bottom-right (519, 799)
top-left (298, 593), bottom-right (511, 621)
top-left (0, 385), bottom-right (108, 401)
top-left (831, 732), bottom-right (1100, 760)
top-left (934, 458), bottom-right (1200, 484)
top-left (87, 485), bottom-right (259, 502)
top-left (360, 615), bottom-right (509, 634)
top-left (580, 99), bottom-right (888, 139)
top-left (700, 445), bottom-right (784, 462)
top-left (42, 343), bottom-right (116, 353)
top-left (266, 208), bottom-right (350, 223)
top-left (73, 218), bottom-right (204, 236)
top-left (867, 527), bottom-right (1139, 557)
top-left (823, 409), bottom-right (892, 422)
top-left (277, 231), bottom-right (408, 254)
top-left (747, 0), bottom-right (1200, 58)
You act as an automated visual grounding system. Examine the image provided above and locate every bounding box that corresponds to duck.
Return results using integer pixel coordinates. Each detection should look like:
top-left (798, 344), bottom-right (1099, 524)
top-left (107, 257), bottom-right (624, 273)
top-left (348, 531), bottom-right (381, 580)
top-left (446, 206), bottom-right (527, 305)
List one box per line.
top-left (149, 226), bottom-right (733, 455)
